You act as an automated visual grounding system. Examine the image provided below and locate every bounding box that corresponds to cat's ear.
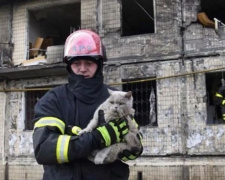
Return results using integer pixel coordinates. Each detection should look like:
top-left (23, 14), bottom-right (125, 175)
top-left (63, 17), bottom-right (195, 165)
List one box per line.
top-left (108, 89), bottom-right (114, 95)
top-left (125, 91), bottom-right (132, 99)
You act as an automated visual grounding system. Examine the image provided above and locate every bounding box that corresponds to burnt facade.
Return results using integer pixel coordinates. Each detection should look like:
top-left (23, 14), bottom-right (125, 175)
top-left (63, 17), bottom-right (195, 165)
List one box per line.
top-left (1, 0), bottom-right (225, 179)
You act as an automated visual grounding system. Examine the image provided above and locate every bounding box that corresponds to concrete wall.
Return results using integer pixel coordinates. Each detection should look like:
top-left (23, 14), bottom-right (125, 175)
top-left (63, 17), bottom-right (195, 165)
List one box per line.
top-left (0, 82), bottom-right (6, 180)
top-left (4, 76), bottom-right (67, 157)
top-left (103, 57), bottom-right (225, 156)
top-left (1, 0), bottom-right (225, 179)
top-left (100, 0), bottom-right (182, 62)
top-left (1, 76), bottom-right (67, 180)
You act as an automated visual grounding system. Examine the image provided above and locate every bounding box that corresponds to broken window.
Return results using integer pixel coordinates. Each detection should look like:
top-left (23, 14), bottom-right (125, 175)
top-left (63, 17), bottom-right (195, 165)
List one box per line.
top-left (121, 0), bottom-right (155, 36)
top-left (206, 71), bottom-right (225, 124)
top-left (25, 88), bottom-right (49, 130)
top-left (28, 2), bottom-right (81, 60)
top-left (122, 79), bottom-right (157, 126)
top-left (200, 0), bottom-right (225, 30)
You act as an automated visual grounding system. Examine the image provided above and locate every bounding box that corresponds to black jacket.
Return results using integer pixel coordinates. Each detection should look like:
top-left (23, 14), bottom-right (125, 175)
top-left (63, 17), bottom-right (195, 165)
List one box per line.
top-left (32, 74), bottom-right (129, 180)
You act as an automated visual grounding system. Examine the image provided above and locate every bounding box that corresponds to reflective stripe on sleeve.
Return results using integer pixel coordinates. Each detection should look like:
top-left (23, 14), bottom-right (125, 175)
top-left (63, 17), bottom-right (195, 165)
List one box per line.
top-left (56, 135), bottom-right (71, 164)
top-left (215, 93), bottom-right (223, 98)
top-left (34, 117), bottom-right (65, 134)
top-left (223, 114), bottom-right (225, 120)
top-left (222, 100), bottom-right (225, 105)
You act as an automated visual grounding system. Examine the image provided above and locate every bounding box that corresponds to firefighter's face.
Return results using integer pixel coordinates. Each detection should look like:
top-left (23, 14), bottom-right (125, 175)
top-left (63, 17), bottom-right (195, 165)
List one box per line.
top-left (71, 59), bottom-right (98, 78)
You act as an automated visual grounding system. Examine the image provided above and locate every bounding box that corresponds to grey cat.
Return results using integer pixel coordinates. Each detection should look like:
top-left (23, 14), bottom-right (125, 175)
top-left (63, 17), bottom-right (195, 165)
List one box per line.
top-left (78, 89), bottom-right (142, 164)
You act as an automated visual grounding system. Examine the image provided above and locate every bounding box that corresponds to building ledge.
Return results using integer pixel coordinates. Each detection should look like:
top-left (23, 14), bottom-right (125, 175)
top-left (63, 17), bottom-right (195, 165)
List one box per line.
top-left (0, 63), bottom-right (67, 81)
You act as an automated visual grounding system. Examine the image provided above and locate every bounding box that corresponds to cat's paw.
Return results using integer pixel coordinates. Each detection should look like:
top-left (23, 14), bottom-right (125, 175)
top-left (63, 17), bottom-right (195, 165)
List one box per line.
top-left (95, 156), bottom-right (115, 164)
top-left (94, 157), bottom-right (104, 164)
top-left (78, 129), bottom-right (86, 135)
top-left (78, 128), bottom-right (92, 135)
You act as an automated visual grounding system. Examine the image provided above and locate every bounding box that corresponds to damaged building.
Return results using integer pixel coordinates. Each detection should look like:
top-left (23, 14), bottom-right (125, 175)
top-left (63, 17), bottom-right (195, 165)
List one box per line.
top-left (1, 0), bottom-right (225, 179)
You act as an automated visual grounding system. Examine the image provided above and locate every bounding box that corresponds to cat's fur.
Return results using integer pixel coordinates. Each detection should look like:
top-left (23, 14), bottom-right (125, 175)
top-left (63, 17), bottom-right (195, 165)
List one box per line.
top-left (78, 89), bottom-right (142, 164)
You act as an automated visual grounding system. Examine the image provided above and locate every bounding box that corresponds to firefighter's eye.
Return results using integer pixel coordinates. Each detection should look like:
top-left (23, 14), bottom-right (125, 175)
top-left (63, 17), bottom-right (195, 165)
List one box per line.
top-left (72, 62), bottom-right (80, 66)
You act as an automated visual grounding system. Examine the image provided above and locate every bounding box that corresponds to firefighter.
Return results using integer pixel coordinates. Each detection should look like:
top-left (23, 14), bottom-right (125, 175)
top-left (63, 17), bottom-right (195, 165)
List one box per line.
top-left (215, 81), bottom-right (225, 121)
top-left (32, 29), bottom-right (143, 180)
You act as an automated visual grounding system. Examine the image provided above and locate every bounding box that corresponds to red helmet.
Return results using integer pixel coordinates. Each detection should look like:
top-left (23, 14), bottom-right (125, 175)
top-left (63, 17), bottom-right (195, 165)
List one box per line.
top-left (63, 29), bottom-right (107, 64)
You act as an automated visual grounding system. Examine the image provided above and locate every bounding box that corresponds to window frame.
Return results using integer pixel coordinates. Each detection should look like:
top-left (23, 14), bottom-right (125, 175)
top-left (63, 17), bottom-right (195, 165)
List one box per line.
top-left (206, 71), bottom-right (225, 124)
top-left (122, 78), bottom-right (157, 126)
top-left (24, 87), bottom-right (50, 130)
top-left (121, 0), bottom-right (155, 36)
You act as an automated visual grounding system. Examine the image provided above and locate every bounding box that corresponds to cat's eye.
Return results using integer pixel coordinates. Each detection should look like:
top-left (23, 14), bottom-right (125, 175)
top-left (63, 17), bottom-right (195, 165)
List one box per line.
top-left (110, 101), bottom-right (114, 104)
top-left (119, 103), bottom-right (124, 105)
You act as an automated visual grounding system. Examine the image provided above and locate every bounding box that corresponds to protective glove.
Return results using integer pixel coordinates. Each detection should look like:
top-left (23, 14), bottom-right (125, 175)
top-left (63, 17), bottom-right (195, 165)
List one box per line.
top-left (118, 133), bottom-right (143, 161)
top-left (92, 112), bottom-right (129, 148)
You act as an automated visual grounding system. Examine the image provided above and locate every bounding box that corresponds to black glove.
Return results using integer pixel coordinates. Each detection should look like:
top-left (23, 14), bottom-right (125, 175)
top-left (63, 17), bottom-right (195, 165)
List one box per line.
top-left (92, 111), bottom-right (129, 148)
top-left (118, 133), bottom-right (143, 161)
